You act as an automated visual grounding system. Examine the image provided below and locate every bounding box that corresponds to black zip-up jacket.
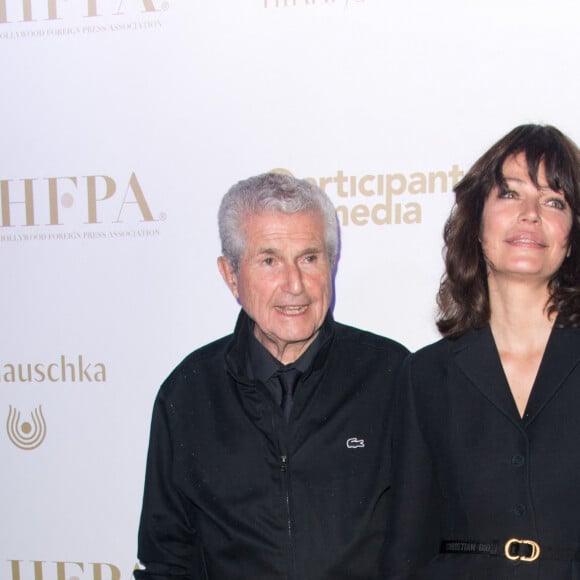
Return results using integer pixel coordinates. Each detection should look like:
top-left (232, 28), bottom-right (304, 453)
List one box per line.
top-left (135, 311), bottom-right (408, 580)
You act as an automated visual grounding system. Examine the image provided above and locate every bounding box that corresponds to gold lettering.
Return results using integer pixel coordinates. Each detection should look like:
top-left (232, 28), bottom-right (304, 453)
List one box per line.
top-left (10, 560), bottom-right (22, 580)
top-left (34, 363), bottom-right (46, 382)
top-left (94, 363), bottom-right (107, 382)
top-left (22, 0), bottom-right (32, 21)
top-left (408, 172), bottom-right (427, 194)
top-left (114, 172), bottom-right (154, 222)
top-left (86, 175), bottom-right (116, 224)
top-left (4, 364), bottom-right (15, 382)
top-left (403, 203), bottom-right (421, 224)
top-left (0, 179), bottom-right (36, 227)
top-left (350, 204), bottom-right (369, 226)
top-left (349, 176), bottom-right (357, 198)
top-left (448, 164), bottom-right (464, 187)
top-left (56, 562), bottom-right (84, 580)
top-left (335, 197), bottom-right (423, 227)
top-left (377, 174), bottom-right (384, 196)
top-left (47, 363), bottom-right (59, 382)
top-left (91, 562), bottom-right (121, 580)
top-left (358, 175), bottom-right (375, 197)
top-left (61, 354), bottom-right (76, 381)
top-left (140, 0), bottom-right (158, 11)
top-left (9, 560), bottom-right (45, 580)
top-left (428, 170), bottom-right (447, 193)
top-left (23, 179), bottom-right (36, 225)
top-left (335, 170), bottom-right (348, 198)
top-left (319, 176), bottom-right (333, 191)
top-left (371, 201), bottom-right (391, 225)
top-left (47, 0), bottom-right (58, 20)
top-left (386, 173), bottom-right (406, 196)
top-left (48, 177), bottom-right (77, 225)
top-left (335, 205), bottom-right (348, 226)
top-left (87, 0), bottom-right (99, 16)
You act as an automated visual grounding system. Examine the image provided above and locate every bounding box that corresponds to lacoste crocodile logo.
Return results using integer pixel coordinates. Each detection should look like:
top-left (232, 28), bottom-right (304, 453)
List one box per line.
top-left (346, 437), bottom-right (365, 449)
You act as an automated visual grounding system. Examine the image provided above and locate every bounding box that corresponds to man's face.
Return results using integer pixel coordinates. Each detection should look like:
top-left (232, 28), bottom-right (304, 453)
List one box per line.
top-left (218, 210), bottom-right (333, 364)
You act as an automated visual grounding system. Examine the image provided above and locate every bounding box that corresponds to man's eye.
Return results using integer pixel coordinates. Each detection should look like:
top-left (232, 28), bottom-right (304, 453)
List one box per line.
top-left (263, 257), bottom-right (274, 266)
top-left (304, 255), bottom-right (317, 263)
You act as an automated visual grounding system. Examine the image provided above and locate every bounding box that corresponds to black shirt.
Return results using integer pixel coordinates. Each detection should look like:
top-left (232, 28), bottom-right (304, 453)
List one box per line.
top-left (247, 320), bottom-right (326, 406)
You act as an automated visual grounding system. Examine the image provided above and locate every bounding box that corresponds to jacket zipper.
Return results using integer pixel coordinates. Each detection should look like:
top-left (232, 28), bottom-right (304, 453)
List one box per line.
top-left (280, 453), bottom-right (294, 578)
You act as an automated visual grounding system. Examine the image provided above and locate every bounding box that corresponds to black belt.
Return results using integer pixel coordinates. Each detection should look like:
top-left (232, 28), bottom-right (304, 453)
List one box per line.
top-left (441, 538), bottom-right (580, 562)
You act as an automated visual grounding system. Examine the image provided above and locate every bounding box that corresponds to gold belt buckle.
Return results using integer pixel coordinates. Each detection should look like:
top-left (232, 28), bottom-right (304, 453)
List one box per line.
top-left (504, 538), bottom-right (541, 562)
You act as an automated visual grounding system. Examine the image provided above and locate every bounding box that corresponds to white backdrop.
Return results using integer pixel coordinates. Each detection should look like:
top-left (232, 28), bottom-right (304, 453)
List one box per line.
top-left (2, 1), bottom-right (579, 578)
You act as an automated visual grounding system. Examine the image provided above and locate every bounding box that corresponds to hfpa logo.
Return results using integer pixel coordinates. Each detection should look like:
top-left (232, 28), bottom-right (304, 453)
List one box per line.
top-left (0, 0), bottom-right (163, 23)
top-left (0, 173), bottom-right (165, 227)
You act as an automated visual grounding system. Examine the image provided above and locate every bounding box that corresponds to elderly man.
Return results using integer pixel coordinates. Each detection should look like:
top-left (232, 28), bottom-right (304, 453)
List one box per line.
top-left (135, 173), bottom-right (408, 580)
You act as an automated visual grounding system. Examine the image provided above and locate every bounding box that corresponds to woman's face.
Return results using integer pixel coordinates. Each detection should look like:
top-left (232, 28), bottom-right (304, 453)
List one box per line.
top-left (480, 152), bottom-right (573, 287)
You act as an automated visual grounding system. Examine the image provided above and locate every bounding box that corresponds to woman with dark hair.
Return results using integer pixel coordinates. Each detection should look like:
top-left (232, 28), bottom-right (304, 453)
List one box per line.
top-left (385, 124), bottom-right (580, 579)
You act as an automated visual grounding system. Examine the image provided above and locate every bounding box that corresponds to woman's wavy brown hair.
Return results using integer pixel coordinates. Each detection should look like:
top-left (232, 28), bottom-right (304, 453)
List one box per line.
top-left (437, 124), bottom-right (580, 337)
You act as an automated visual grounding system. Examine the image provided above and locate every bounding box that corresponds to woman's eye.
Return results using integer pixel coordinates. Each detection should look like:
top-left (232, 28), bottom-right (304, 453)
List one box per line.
top-left (546, 198), bottom-right (567, 210)
top-left (498, 189), bottom-right (517, 199)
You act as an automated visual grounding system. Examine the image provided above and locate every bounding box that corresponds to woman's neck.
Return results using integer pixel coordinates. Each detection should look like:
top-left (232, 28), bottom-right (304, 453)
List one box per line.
top-left (488, 277), bottom-right (556, 417)
top-left (488, 276), bottom-right (555, 350)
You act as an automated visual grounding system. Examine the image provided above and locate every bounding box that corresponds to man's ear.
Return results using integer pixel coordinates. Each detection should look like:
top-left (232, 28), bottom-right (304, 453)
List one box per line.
top-left (217, 256), bottom-right (239, 299)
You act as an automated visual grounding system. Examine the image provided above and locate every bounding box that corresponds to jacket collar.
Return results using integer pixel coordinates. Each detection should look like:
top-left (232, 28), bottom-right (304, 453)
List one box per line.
top-left (452, 324), bottom-right (580, 427)
top-left (224, 309), bottom-right (335, 384)
top-left (524, 324), bottom-right (580, 425)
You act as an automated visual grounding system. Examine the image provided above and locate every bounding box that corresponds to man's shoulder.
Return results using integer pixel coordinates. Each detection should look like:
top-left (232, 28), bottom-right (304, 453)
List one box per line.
top-left (332, 320), bottom-right (409, 359)
top-left (159, 334), bottom-right (233, 393)
top-left (182, 333), bottom-right (233, 364)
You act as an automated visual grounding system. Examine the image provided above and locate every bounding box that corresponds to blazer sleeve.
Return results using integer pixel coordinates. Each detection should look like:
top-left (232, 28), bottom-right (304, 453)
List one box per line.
top-left (383, 355), bottom-right (442, 578)
top-left (134, 392), bottom-right (203, 580)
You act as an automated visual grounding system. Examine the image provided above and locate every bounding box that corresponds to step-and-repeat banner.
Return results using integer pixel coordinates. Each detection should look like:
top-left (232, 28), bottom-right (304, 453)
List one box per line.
top-left (2, 1), bottom-right (579, 578)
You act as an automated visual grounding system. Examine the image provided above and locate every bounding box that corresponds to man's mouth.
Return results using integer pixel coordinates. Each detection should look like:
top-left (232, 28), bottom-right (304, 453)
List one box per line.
top-left (276, 305), bottom-right (308, 315)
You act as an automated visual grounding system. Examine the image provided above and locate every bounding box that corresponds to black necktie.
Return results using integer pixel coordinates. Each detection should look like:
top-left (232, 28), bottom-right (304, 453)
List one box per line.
top-left (278, 367), bottom-right (301, 420)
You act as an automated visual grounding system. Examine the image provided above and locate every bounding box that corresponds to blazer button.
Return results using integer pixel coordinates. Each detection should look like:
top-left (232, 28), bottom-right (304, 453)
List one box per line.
top-left (513, 504), bottom-right (526, 517)
top-left (511, 454), bottom-right (525, 467)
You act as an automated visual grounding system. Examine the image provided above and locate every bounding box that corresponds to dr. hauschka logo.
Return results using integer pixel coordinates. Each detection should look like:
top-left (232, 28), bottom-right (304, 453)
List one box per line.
top-left (0, 173), bottom-right (166, 242)
top-left (1, 355), bottom-right (107, 382)
top-left (3, 356), bottom-right (107, 449)
top-left (0, 0), bottom-right (168, 39)
top-left (6, 559), bottom-right (140, 580)
top-left (273, 166), bottom-right (463, 226)
top-left (6, 405), bottom-right (47, 450)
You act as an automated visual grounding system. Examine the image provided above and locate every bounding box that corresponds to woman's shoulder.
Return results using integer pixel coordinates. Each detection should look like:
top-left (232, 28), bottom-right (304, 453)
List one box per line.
top-left (409, 327), bottom-right (490, 375)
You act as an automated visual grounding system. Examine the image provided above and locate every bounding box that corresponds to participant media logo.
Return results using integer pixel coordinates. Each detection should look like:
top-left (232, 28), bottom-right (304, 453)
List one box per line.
top-left (273, 165), bottom-right (463, 226)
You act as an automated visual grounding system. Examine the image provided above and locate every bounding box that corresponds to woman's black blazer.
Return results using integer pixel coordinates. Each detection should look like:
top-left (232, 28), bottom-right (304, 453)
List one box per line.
top-left (385, 324), bottom-right (580, 579)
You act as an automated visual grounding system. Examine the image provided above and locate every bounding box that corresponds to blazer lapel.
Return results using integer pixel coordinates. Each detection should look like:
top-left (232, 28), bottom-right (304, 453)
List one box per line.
top-left (523, 325), bottom-right (580, 426)
top-left (453, 326), bottom-right (522, 425)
